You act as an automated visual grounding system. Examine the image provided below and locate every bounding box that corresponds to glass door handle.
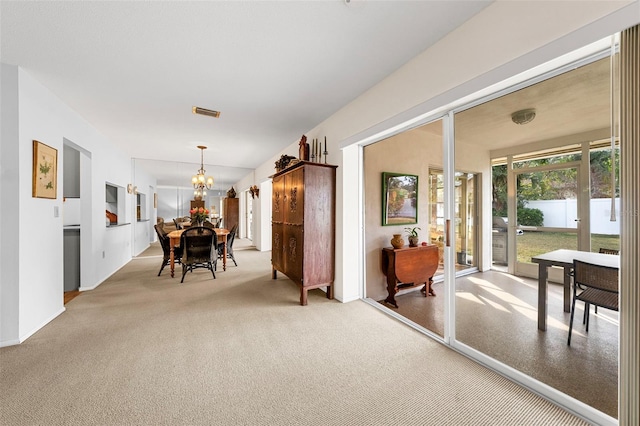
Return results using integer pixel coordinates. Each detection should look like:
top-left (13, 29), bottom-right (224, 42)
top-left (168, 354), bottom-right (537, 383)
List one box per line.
top-left (445, 219), bottom-right (451, 247)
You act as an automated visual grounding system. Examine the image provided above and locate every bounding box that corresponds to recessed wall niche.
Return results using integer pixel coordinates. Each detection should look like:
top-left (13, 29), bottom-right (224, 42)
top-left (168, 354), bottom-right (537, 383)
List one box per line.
top-left (105, 182), bottom-right (125, 226)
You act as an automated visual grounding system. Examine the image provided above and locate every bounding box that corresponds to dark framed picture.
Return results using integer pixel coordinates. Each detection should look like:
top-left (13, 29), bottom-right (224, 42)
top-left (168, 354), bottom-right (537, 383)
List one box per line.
top-left (32, 140), bottom-right (58, 199)
top-left (382, 172), bottom-right (418, 226)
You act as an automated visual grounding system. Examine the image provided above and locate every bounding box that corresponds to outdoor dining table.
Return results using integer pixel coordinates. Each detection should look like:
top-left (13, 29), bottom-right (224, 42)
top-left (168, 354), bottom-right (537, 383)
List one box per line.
top-left (167, 228), bottom-right (230, 277)
top-left (531, 249), bottom-right (620, 331)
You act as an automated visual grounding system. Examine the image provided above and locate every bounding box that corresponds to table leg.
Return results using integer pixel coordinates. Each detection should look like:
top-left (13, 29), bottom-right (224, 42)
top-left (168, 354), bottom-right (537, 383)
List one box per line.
top-left (420, 277), bottom-right (436, 296)
top-left (563, 266), bottom-right (571, 313)
top-left (538, 263), bottom-right (548, 331)
top-left (222, 235), bottom-right (227, 271)
top-left (170, 245), bottom-right (175, 278)
top-left (384, 276), bottom-right (399, 308)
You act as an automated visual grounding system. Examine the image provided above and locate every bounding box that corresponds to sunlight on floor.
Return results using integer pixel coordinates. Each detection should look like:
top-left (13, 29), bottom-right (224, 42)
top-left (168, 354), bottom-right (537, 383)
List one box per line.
top-left (475, 294), bottom-right (510, 313)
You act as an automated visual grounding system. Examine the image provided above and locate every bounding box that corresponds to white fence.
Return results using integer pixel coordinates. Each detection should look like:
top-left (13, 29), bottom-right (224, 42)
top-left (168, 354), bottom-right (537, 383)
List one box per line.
top-left (525, 198), bottom-right (620, 235)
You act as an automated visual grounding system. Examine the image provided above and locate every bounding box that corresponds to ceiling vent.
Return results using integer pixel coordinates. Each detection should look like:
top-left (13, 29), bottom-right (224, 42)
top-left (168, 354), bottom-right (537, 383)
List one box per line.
top-left (192, 106), bottom-right (221, 118)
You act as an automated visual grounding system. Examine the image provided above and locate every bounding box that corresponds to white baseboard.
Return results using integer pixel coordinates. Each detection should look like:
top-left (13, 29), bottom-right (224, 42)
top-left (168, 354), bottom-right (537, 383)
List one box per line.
top-left (13, 307), bottom-right (66, 346)
top-left (337, 293), bottom-right (361, 303)
top-left (0, 338), bottom-right (21, 348)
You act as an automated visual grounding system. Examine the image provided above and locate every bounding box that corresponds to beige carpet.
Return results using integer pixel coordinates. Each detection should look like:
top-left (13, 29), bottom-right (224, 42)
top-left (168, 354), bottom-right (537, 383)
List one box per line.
top-left (1, 242), bottom-right (588, 425)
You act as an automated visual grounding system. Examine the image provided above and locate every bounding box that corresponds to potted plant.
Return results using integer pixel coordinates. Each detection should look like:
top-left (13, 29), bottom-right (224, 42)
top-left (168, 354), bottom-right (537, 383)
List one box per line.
top-left (404, 226), bottom-right (421, 247)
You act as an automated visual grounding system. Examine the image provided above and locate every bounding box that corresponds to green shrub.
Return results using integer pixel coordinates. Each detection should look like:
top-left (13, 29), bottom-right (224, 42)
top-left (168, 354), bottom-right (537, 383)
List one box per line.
top-left (518, 207), bottom-right (544, 226)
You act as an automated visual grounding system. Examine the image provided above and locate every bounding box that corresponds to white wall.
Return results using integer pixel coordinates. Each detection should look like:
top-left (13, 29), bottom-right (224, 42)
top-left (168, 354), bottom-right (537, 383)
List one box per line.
top-left (0, 65), bottom-right (147, 345)
top-left (132, 164), bottom-right (157, 256)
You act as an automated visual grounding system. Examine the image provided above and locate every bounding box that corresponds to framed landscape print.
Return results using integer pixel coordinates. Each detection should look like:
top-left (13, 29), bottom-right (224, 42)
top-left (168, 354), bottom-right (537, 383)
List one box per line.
top-left (32, 140), bottom-right (58, 199)
top-left (382, 172), bottom-right (418, 226)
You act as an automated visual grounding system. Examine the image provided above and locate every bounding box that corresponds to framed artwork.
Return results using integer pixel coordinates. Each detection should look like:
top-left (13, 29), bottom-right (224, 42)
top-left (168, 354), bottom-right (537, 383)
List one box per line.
top-left (32, 140), bottom-right (58, 199)
top-left (382, 172), bottom-right (418, 226)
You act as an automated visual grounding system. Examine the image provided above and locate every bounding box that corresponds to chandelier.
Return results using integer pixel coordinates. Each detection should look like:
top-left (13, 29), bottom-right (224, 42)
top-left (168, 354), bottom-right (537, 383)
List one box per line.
top-left (192, 145), bottom-right (213, 200)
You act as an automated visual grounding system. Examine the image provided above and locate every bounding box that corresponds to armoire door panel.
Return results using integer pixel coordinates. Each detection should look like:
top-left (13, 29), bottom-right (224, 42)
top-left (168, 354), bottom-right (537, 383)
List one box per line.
top-left (272, 223), bottom-right (283, 272)
top-left (283, 225), bottom-right (304, 283)
top-left (272, 175), bottom-right (285, 224)
top-left (284, 167), bottom-right (304, 225)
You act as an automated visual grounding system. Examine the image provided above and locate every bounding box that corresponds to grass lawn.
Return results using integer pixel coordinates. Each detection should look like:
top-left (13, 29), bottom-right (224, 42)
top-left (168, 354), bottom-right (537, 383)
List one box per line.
top-left (516, 232), bottom-right (620, 264)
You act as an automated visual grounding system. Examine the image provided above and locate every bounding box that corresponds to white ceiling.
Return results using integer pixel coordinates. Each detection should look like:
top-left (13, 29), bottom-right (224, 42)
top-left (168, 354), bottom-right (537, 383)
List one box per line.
top-left (455, 56), bottom-right (612, 152)
top-left (1, 0), bottom-right (491, 186)
top-left (402, 55), bottom-right (612, 157)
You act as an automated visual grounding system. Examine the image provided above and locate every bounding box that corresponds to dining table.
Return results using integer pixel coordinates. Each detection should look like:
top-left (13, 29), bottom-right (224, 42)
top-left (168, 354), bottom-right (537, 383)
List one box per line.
top-left (167, 228), bottom-right (230, 278)
top-left (531, 249), bottom-right (620, 331)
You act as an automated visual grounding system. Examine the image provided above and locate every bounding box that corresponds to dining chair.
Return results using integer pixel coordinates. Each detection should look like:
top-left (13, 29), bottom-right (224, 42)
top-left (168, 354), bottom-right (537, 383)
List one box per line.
top-left (583, 248), bottom-right (621, 317)
top-left (154, 224), bottom-right (182, 276)
top-left (568, 259), bottom-right (619, 346)
top-left (179, 227), bottom-right (217, 283)
top-left (218, 224), bottom-right (238, 267)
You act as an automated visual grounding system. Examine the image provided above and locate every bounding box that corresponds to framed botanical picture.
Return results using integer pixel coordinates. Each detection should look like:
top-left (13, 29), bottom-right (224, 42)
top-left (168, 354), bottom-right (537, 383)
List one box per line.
top-left (382, 172), bottom-right (418, 226)
top-left (32, 140), bottom-right (58, 199)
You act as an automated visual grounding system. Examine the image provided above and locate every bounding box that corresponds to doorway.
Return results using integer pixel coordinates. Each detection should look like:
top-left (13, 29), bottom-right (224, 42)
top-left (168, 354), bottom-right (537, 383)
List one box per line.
top-left (513, 160), bottom-right (583, 278)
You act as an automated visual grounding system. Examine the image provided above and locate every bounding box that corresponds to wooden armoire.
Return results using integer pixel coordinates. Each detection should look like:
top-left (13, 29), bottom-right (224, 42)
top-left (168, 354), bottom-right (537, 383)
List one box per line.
top-left (271, 161), bottom-right (337, 305)
top-left (190, 200), bottom-right (205, 211)
top-left (223, 197), bottom-right (239, 232)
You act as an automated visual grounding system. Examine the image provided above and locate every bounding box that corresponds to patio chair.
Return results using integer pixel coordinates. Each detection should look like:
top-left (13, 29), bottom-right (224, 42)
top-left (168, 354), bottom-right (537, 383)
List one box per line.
top-left (586, 248), bottom-right (620, 316)
top-left (568, 259), bottom-right (619, 346)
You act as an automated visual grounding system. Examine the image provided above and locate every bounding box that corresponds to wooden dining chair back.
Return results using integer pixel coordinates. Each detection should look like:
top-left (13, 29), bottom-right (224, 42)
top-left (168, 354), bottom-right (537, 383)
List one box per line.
top-left (154, 224), bottom-right (182, 276)
top-left (568, 259), bottom-right (619, 345)
top-left (179, 227), bottom-right (217, 283)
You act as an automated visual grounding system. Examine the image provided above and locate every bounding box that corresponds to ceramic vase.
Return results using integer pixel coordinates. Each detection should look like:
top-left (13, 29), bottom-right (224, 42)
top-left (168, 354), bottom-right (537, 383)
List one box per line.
top-left (408, 236), bottom-right (419, 247)
top-left (391, 234), bottom-right (404, 249)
